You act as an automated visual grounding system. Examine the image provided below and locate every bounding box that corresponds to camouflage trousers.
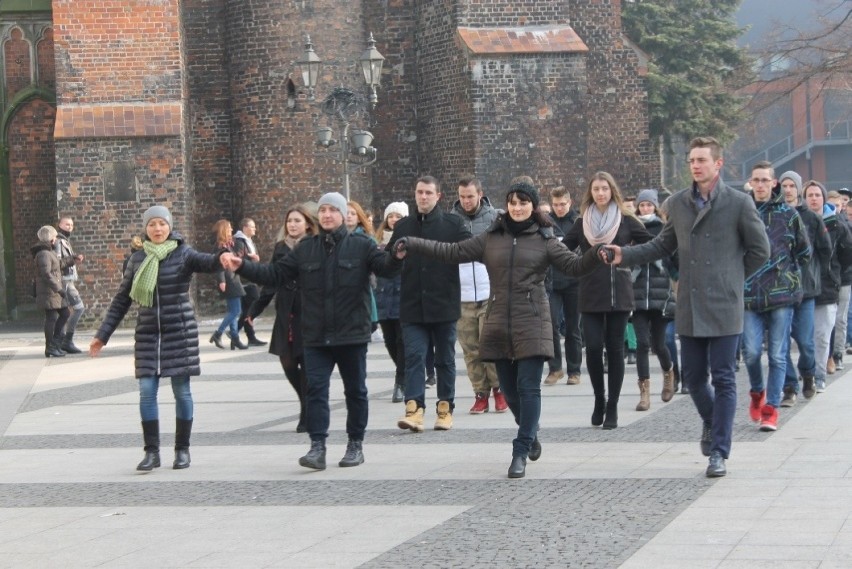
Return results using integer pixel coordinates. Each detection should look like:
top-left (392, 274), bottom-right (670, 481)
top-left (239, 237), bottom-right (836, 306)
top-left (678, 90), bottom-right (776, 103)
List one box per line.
top-left (458, 301), bottom-right (499, 394)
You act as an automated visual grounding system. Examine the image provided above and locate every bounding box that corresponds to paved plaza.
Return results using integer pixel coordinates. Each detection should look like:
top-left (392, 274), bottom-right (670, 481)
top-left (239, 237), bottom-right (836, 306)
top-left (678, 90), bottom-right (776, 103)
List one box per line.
top-left (2, 321), bottom-right (852, 568)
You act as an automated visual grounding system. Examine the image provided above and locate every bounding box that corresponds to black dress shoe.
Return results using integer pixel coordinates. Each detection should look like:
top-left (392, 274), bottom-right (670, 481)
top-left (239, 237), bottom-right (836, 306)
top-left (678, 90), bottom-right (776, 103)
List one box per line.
top-left (247, 337), bottom-right (267, 347)
top-left (706, 451), bottom-right (726, 478)
top-left (700, 423), bottom-right (712, 457)
top-left (529, 437), bottom-right (542, 461)
top-left (508, 455), bottom-right (526, 478)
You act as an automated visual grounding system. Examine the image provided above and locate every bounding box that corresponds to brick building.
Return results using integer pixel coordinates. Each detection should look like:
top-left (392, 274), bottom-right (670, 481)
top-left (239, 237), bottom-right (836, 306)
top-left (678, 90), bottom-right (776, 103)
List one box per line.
top-left (0, 0), bottom-right (657, 322)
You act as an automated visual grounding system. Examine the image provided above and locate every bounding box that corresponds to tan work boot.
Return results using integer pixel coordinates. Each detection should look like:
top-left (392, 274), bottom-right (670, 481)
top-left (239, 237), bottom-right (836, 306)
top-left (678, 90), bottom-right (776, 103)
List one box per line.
top-left (827, 355), bottom-right (836, 375)
top-left (566, 373), bottom-right (581, 385)
top-left (543, 369), bottom-right (564, 385)
top-left (636, 379), bottom-right (651, 411)
top-left (661, 367), bottom-right (675, 402)
top-left (434, 400), bottom-right (453, 430)
top-left (397, 400), bottom-right (424, 432)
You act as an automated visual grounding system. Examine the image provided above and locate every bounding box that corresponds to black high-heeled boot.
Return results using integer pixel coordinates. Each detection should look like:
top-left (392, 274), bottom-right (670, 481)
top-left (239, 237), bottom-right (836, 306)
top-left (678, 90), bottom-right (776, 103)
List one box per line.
top-left (603, 401), bottom-right (618, 430)
top-left (209, 331), bottom-right (225, 349)
top-left (227, 331), bottom-right (248, 350)
top-left (137, 420), bottom-right (161, 471)
top-left (591, 396), bottom-right (606, 426)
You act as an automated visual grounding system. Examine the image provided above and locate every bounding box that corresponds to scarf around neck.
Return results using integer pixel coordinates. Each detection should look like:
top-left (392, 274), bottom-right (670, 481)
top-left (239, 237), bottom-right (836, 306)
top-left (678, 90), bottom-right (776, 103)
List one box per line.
top-left (130, 239), bottom-right (178, 307)
top-left (583, 202), bottom-right (622, 246)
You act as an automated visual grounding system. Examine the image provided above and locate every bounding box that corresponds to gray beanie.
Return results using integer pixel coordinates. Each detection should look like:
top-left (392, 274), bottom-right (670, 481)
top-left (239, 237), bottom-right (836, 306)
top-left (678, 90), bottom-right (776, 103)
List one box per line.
top-left (142, 205), bottom-right (173, 229)
top-left (317, 192), bottom-right (348, 215)
top-left (37, 225), bottom-right (57, 243)
top-left (635, 189), bottom-right (659, 208)
top-left (779, 171), bottom-right (803, 196)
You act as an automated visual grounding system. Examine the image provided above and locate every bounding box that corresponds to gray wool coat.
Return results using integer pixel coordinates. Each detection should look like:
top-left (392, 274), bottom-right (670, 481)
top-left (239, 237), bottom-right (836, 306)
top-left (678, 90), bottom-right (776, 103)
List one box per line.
top-left (620, 181), bottom-right (770, 338)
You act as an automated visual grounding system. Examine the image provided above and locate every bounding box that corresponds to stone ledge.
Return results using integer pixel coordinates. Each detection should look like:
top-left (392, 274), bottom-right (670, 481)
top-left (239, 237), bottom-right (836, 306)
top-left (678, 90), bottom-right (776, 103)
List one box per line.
top-left (458, 25), bottom-right (589, 55)
top-left (53, 102), bottom-right (182, 139)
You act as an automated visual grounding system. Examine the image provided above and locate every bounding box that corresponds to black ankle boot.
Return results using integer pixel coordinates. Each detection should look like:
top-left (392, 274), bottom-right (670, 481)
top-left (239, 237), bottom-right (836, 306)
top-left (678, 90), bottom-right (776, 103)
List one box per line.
top-left (339, 439), bottom-right (364, 467)
top-left (61, 333), bottom-right (83, 354)
top-left (508, 455), bottom-right (526, 478)
top-left (173, 418), bottom-right (193, 469)
top-left (228, 331), bottom-right (248, 350)
top-left (529, 436), bottom-right (542, 461)
top-left (245, 326), bottom-right (267, 346)
top-left (137, 420), bottom-right (160, 471)
top-left (299, 439), bottom-right (327, 470)
top-left (603, 401), bottom-right (618, 430)
top-left (209, 331), bottom-right (225, 349)
top-left (591, 396), bottom-right (605, 426)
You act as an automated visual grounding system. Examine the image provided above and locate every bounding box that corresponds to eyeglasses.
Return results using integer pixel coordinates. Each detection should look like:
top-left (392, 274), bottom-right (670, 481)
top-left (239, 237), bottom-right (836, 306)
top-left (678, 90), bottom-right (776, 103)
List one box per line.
top-left (750, 178), bottom-right (773, 185)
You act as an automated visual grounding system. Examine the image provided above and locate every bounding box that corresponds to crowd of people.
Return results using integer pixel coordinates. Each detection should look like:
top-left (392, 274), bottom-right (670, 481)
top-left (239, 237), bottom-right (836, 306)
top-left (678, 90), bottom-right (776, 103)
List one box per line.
top-left (30, 135), bottom-right (851, 480)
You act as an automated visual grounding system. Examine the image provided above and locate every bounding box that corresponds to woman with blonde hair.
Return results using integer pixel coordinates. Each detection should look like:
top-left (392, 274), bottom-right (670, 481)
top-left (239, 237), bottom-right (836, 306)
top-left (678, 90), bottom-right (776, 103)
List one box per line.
top-left (248, 204), bottom-right (318, 432)
top-left (563, 172), bottom-right (651, 429)
top-left (210, 219), bottom-right (248, 350)
top-left (347, 200), bottom-right (379, 329)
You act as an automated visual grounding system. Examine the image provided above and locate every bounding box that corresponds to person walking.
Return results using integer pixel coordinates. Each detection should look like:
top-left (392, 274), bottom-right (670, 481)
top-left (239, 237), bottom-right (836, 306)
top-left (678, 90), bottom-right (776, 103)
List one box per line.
top-left (210, 219), bottom-right (248, 350)
top-left (450, 175), bottom-right (506, 414)
top-left (233, 218), bottom-right (267, 347)
top-left (89, 205), bottom-right (226, 471)
top-left (393, 176), bottom-right (602, 478)
top-left (603, 136), bottom-right (770, 478)
top-left (375, 201), bottom-right (409, 403)
top-left (389, 176), bottom-right (472, 432)
top-left (247, 204), bottom-right (318, 433)
top-left (222, 192), bottom-right (401, 470)
top-left (563, 172), bottom-right (652, 430)
top-left (54, 216), bottom-right (85, 354)
top-left (630, 189), bottom-right (677, 411)
top-left (32, 225), bottom-right (69, 358)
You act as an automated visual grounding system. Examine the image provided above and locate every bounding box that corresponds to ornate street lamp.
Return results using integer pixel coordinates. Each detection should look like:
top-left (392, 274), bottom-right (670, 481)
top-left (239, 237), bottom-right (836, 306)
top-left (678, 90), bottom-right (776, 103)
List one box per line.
top-left (296, 35), bottom-right (322, 100)
top-left (359, 33), bottom-right (385, 109)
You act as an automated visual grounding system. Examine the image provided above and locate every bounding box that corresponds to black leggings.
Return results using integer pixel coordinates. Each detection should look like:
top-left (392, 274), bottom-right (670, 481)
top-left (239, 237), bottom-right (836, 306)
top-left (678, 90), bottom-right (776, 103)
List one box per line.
top-left (44, 307), bottom-right (70, 346)
top-left (280, 353), bottom-right (307, 425)
top-left (632, 309), bottom-right (673, 378)
top-left (582, 311), bottom-right (630, 403)
top-left (379, 319), bottom-right (405, 387)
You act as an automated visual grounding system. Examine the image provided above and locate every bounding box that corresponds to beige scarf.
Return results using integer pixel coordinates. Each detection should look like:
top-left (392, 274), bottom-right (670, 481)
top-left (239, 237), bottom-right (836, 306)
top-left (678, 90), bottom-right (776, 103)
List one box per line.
top-left (582, 202), bottom-right (622, 246)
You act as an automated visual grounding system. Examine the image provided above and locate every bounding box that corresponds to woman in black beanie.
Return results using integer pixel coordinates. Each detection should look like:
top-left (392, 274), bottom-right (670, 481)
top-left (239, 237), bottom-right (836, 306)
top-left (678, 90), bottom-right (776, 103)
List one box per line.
top-left (394, 176), bottom-right (602, 478)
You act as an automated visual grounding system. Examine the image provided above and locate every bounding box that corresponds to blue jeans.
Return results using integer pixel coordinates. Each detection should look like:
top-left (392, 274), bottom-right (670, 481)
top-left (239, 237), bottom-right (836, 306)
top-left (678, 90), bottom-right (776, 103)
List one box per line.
top-left (743, 307), bottom-right (794, 407)
top-left (495, 357), bottom-right (544, 458)
top-left (217, 296), bottom-right (242, 336)
top-left (784, 298), bottom-right (816, 392)
top-left (402, 321), bottom-right (457, 410)
top-left (680, 335), bottom-right (739, 459)
top-left (665, 321), bottom-right (679, 372)
top-left (847, 295), bottom-right (852, 346)
top-left (548, 284), bottom-right (582, 375)
top-left (139, 375), bottom-right (193, 421)
top-left (303, 344), bottom-right (369, 441)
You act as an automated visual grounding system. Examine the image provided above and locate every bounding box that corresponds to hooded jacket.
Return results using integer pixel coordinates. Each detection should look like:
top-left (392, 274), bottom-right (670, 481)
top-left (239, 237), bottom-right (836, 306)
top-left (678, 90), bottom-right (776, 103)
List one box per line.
top-left (631, 214), bottom-right (676, 317)
top-left (402, 214), bottom-right (601, 360)
top-left (31, 242), bottom-right (65, 310)
top-left (95, 232), bottom-right (222, 378)
top-left (743, 184), bottom-right (811, 312)
top-left (450, 195), bottom-right (499, 302)
top-left (815, 201), bottom-right (852, 306)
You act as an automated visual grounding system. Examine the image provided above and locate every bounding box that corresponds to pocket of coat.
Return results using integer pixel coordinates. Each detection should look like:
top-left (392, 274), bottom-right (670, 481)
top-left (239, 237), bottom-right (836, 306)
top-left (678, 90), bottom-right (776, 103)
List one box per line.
top-left (337, 259), bottom-right (362, 288)
top-left (301, 262), bottom-right (322, 291)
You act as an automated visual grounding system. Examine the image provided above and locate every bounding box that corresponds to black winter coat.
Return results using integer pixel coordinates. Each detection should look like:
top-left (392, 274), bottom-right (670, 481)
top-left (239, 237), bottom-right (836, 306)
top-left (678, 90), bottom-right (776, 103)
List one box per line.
top-left (95, 233), bottom-right (222, 378)
top-left (248, 240), bottom-right (302, 360)
top-left (816, 209), bottom-right (852, 306)
top-left (563, 214), bottom-right (652, 313)
top-left (549, 210), bottom-right (580, 291)
top-left (796, 205), bottom-right (832, 299)
top-left (238, 225), bottom-right (400, 347)
top-left (631, 215), bottom-right (676, 318)
top-left (388, 206), bottom-right (472, 323)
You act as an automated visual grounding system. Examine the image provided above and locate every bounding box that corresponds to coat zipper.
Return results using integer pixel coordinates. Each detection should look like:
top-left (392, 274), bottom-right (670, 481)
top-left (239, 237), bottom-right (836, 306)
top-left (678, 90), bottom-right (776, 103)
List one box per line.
top-left (156, 287), bottom-right (162, 376)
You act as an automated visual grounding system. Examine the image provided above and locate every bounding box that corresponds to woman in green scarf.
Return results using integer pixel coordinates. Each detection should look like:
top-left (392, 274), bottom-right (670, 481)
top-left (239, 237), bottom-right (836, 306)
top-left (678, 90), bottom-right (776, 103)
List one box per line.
top-left (90, 205), bottom-right (226, 472)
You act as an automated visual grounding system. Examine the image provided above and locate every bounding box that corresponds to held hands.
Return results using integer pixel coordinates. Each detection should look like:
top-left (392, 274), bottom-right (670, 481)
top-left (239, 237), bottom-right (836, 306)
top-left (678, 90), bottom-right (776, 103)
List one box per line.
top-left (599, 244), bottom-right (623, 265)
top-left (220, 252), bottom-right (243, 272)
top-left (89, 338), bottom-right (104, 357)
top-left (219, 282), bottom-right (226, 293)
top-left (393, 238), bottom-right (408, 260)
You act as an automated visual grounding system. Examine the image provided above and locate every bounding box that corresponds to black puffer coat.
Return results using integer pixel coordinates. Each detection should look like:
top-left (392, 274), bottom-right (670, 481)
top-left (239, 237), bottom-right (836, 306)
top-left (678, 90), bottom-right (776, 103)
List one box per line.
top-left (238, 225), bottom-right (401, 347)
top-left (631, 215), bottom-right (676, 318)
top-left (563, 214), bottom-right (652, 313)
top-left (403, 215), bottom-right (601, 361)
top-left (95, 233), bottom-right (222, 378)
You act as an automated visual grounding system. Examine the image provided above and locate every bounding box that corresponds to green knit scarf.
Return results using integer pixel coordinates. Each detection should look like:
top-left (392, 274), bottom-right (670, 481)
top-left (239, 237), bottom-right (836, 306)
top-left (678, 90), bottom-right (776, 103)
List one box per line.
top-left (130, 239), bottom-right (178, 307)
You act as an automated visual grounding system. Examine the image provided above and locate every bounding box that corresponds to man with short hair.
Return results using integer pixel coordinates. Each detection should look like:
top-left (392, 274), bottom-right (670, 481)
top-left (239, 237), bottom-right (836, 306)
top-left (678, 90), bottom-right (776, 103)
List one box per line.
top-left (741, 161), bottom-right (810, 431)
top-left (54, 216), bottom-right (85, 354)
top-left (544, 187), bottom-right (583, 386)
top-left (450, 175), bottom-right (506, 414)
top-left (222, 192), bottom-right (401, 471)
top-left (832, 188), bottom-right (852, 371)
top-left (233, 218), bottom-right (267, 346)
top-left (390, 176), bottom-right (472, 431)
top-left (779, 171), bottom-right (831, 406)
top-left (604, 137), bottom-right (770, 478)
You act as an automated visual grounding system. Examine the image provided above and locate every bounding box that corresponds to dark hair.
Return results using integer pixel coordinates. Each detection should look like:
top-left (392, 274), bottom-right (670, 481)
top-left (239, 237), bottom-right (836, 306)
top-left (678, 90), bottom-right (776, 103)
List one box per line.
top-left (506, 191), bottom-right (552, 227)
top-left (457, 174), bottom-right (482, 193)
top-left (689, 136), bottom-right (723, 161)
top-left (751, 160), bottom-right (775, 178)
top-left (416, 175), bottom-right (441, 193)
top-left (550, 186), bottom-right (569, 200)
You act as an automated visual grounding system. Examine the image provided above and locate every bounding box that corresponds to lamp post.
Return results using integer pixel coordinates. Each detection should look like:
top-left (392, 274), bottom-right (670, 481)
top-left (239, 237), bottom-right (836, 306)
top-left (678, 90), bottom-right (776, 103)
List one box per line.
top-left (297, 34), bottom-right (385, 201)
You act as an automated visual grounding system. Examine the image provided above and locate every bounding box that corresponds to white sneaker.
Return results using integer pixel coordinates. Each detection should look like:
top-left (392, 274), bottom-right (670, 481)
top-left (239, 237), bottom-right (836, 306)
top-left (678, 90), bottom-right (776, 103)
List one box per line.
top-left (816, 379), bottom-right (826, 393)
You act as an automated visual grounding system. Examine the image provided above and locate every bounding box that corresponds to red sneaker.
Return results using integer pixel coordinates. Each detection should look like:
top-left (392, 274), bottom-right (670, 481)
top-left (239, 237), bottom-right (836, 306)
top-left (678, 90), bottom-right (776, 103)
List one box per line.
top-left (469, 394), bottom-right (489, 414)
top-left (492, 387), bottom-right (508, 413)
top-left (749, 390), bottom-right (765, 423)
top-left (759, 404), bottom-right (778, 432)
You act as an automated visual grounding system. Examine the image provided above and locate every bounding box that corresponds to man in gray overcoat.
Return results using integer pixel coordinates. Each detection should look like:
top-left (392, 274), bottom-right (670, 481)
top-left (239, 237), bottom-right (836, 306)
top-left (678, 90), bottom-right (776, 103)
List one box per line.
top-left (603, 136), bottom-right (770, 478)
